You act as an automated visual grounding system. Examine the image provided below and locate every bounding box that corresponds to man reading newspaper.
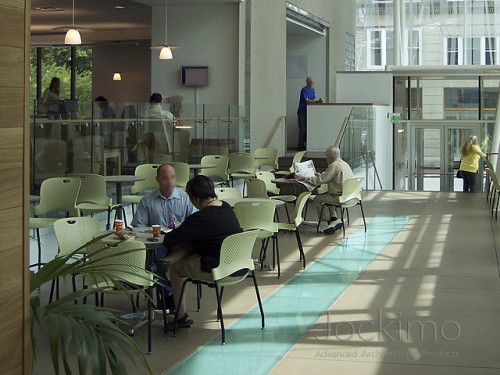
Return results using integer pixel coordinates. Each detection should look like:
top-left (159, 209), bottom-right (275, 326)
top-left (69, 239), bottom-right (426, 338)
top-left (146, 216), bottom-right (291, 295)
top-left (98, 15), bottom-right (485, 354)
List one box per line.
top-left (294, 146), bottom-right (354, 234)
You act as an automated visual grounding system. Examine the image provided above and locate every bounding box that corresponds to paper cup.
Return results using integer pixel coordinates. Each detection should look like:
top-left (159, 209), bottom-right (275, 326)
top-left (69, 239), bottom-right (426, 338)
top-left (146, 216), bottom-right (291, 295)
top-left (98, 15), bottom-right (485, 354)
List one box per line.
top-left (152, 225), bottom-right (161, 238)
top-left (114, 219), bottom-right (124, 231)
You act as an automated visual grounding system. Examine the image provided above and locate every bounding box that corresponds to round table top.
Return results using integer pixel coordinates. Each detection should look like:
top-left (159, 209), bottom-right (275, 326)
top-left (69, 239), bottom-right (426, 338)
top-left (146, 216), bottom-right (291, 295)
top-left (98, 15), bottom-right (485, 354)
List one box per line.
top-left (188, 164), bottom-right (217, 170)
top-left (94, 227), bottom-right (172, 247)
top-left (105, 175), bottom-right (146, 183)
top-left (222, 197), bottom-right (285, 207)
top-left (29, 195), bottom-right (40, 203)
top-left (272, 178), bottom-right (302, 185)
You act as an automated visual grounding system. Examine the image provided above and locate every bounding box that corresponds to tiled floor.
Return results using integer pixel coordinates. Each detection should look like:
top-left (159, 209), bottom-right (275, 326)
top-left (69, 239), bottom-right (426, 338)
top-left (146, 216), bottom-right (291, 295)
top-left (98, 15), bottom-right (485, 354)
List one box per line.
top-left (31, 191), bottom-right (500, 375)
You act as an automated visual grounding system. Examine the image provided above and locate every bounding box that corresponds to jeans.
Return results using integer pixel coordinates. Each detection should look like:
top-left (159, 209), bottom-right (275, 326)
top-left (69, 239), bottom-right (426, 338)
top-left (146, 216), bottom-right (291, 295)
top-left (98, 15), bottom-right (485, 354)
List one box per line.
top-left (153, 245), bottom-right (173, 296)
top-left (462, 171), bottom-right (478, 192)
top-left (297, 111), bottom-right (307, 150)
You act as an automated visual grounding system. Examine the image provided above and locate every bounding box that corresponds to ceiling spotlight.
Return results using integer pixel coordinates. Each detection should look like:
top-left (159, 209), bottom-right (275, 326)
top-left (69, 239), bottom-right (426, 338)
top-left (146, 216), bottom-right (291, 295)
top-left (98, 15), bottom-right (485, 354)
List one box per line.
top-left (115, 5), bottom-right (125, 9)
top-left (113, 72), bottom-right (122, 81)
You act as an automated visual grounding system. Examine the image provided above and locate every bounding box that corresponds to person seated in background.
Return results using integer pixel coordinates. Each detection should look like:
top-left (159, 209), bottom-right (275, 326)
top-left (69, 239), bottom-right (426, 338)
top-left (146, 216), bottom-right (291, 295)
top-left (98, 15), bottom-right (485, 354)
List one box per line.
top-left (295, 145), bottom-right (353, 235)
top-left (158, 175), bottom-right (243, 329)
top-left (141, 92), bottom-right (175, 120)
top-left (40, 77), bottom-right (68, 119)
top-left (134, 132), bottom-right (157, 164)
top-left (94, 96), bottom-right (116, 119)
top-left (131, 163), bottom-right (196, 308)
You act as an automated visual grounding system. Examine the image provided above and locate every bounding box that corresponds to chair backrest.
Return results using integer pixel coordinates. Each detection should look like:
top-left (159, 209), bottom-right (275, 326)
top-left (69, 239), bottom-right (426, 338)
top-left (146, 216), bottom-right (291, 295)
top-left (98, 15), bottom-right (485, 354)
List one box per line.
top-left (339, 177), bottom-right (364, 204)
top-left (69, 173), bottom-right (111, 206)
top-left (164, 162), bottom-right (189, 188)
top-left (246, 178), bottom-right (269, 199)
top-left (130, 164), bottom-right (160, 194)
top-left (255, 171), bottom-right (280, 195)
top-left (215, 187), bottom-right (242, 200)
top-left (228, 153), bottom-right (255, 175)
top-left (54, 217), bottom-right (101, 257)
top-left (200, 155), bottom-right (229, 182)
top-left (87, 240), bottom-right (153, 287)
top-left (290, 151), bottom-right (306, 172)
top-left (291, 192), bottom-right (311, 227)
top-left (234, 201), bottom-right (277, 233)
top-left (486, 168), bottom-right (500, 189)
top-left (212, 230), bottom-right (260, 281)
top-left (34, 177), bottom-right (81, 217)
top-left (254, 148), bottom-right (278, 170)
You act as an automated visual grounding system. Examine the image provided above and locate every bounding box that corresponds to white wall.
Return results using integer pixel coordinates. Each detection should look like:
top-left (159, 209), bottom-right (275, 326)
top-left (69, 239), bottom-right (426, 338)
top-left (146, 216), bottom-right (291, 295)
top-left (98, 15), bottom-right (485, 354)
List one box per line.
top-left (150, 3), bottom-right (239, 105)
top-left (336, 72), bottom-right (393, 105)
top-left (92, 41), bottom-right (151, 103)
top-left (286, 34), bottom-right (327, 149)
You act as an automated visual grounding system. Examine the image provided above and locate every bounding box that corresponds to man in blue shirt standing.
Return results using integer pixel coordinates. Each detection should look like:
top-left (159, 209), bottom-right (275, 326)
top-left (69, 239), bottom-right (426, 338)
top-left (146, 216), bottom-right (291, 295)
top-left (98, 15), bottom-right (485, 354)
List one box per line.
top-left (297, 77), bottom-right (323, 151)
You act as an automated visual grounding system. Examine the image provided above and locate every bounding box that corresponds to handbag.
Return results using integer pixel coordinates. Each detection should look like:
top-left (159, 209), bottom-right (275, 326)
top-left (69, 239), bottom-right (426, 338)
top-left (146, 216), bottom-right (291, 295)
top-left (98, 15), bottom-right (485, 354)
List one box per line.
top-left (456, 161), bottom-right (462, 179)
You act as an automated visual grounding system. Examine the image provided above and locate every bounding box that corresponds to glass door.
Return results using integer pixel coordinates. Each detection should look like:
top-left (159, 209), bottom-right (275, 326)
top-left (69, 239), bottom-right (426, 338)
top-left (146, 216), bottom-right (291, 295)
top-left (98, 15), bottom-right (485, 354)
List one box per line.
top-left (409, 126), bottom-right (443, 191)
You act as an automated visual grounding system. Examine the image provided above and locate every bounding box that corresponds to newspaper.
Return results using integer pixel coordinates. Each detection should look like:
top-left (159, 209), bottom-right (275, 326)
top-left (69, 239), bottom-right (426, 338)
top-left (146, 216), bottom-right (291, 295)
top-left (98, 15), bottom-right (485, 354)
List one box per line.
top-left (294, 160), bottom-right (317, 191)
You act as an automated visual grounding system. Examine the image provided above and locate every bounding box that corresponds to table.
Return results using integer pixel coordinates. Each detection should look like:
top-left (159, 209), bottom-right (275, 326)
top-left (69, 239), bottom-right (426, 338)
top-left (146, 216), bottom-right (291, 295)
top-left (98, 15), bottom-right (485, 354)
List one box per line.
top-left (188, 163), bottom-right (217, 176)
top-left (105, 175), bottom-right (146, 220)
top-left (223, 197), bottom-right (285, 207)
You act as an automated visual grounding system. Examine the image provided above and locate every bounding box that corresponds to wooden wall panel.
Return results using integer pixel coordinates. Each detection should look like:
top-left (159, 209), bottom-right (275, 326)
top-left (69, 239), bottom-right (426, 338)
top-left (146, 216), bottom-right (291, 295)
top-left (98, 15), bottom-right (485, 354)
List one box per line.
top-left (0, 0), bottom-right (29, 374)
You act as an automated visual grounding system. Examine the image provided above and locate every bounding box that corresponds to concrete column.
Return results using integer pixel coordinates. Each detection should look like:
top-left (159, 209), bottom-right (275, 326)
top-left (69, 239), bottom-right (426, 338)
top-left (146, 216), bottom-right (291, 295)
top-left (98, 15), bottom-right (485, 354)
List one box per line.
top-left (492, 82), bottom-right (500, 173)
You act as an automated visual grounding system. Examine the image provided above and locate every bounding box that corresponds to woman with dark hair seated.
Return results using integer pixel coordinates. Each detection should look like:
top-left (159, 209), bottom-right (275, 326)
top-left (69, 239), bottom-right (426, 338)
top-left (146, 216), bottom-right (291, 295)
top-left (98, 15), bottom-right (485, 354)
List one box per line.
top-left (159, 175), bottom-right (242, 328)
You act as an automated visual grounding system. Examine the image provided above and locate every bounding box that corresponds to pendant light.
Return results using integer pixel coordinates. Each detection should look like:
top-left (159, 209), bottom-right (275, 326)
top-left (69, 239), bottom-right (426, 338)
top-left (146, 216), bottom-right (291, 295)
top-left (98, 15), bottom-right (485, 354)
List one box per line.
top-left (53, 0), bottom-right (93, 45)
top-left (151, 45), bottom-right (176, 60)
top-left (112, 72), bottom-right (122, 81)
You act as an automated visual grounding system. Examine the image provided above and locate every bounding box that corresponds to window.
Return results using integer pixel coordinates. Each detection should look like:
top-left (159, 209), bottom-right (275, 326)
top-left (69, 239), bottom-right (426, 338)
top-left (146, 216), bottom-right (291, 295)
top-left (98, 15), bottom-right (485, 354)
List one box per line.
top-left (406, 29), bottom-right (421, 65)
top-left (464, 37), bottom-right (481, 65)
top-left (368, 30), bottom-right (383, 67)
top-left (367, 28), bottom-right (421, 68)
top-left (483, 37), bottom-right (497, 65)
top-left (444, 88), bottom-right (479, 120)
top-left (345, 32), bottom-right (356, 71)
top-left (445, 37), bottom-right (462, 65)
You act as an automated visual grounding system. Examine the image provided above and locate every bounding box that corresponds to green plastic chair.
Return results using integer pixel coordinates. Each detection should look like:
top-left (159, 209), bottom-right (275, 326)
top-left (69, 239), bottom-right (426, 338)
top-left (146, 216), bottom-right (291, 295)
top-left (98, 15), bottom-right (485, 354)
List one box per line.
top-left (70, 173), bottom-right (123, 230)
top-left (200, 155), bottom-right (229, 186)
top-left (29, 177), bottom-right (81, 270)
top-left (255, 171), bottom-right (297, 203)
top-left (275, 150), bottom-right (306, 176)
top-left (234, 200), bottom-right (282, 278)
top-left (247, 176), bottom-right (294, 223)
top-left (86, 240), bottom-right (160, 354)
top-left (51, 216), bottom-right (101, 302)
top-left (172, 230), bottom-right (263, 344)
top-left (317, 177), bottom-right (367, 237)
top-left (215, 187), bottom-right (242, 200)
top-left (254, 148), bottom-right (278, 171)
top-left (228, 153), bottom-right (256, 188)
top-left (277, 192), bottom-right (311, 269)
top-left (122, 164), bottom-right (161, 214)
top-left (166, 162), bottom-right (190, 188)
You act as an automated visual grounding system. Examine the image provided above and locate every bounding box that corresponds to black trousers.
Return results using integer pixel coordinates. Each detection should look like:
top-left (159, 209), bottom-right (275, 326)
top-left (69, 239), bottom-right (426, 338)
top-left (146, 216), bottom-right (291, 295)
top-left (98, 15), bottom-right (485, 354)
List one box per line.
top-left (297, 112), bottom-right (307, 150)
top-left (462, 170), bottom-right (478, 192)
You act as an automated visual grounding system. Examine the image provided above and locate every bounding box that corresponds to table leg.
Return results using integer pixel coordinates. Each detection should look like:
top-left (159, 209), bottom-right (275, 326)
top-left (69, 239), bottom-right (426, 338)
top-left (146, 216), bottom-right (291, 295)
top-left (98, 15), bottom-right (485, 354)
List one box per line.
top-left (116, 182), bottom-right (123, 220)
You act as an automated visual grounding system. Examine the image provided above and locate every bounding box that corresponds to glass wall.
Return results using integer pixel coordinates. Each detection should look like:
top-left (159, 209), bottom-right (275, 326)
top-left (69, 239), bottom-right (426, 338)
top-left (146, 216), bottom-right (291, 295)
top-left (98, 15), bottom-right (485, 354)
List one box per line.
top-left (30, 101), bottom-right (250, 193)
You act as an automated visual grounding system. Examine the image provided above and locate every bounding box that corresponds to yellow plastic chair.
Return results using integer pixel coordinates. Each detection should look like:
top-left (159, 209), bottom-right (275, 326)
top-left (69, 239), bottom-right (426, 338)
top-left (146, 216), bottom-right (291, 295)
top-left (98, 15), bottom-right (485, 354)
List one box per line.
top-left (228, 153), bottom-right (256, 188)
top-left (29, 177), bottom-right (81, 270)
top-left (275, 150), bottom-right (306, 176)
top-left (166, 162), bottom-right (190, 188)
top-left (247, 177), bottom-right (293, 223)
top-left (70, 173), bottom-right (123, 230)
top-left (86, 240), bottom-right (161, 355)
top-left (317, 177), bottom-right (367, 237)
top-left (199, 155), bottom-right (229, 186)
top-left (215, 187), bottom-right (242, 200)
top-left (255, 171), bottom-right (297, 203)
top-left (234, 201), bottom-right (282, 278)
top-left (254, 148), bottom-right (278, 171)
top-left (172, 230), bottom-right (263, 344)
top-left (122, 164), bottom-right (161, 215)
top-left (51, 217), bottom-right (101, 302)
top-left (485, 168), bottom-right (500, 219)
top-left (277, 192), bottom-right (311, 269)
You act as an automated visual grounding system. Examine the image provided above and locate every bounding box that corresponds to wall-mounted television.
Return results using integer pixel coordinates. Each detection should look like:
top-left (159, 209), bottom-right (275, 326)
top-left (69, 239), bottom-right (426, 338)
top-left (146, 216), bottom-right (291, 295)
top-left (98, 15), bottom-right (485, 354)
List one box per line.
top-left (181, 66), bottom-right (209, 87)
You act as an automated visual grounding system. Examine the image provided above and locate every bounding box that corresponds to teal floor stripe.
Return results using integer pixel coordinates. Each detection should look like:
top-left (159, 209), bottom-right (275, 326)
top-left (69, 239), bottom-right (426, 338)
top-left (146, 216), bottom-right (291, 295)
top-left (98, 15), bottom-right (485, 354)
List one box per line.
top-left (166, 216), bottom-right (411, 375)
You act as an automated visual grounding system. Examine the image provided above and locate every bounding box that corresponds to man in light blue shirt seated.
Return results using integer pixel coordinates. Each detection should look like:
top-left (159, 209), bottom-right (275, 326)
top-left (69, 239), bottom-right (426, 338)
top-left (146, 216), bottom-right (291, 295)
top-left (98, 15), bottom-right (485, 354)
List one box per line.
top-left (131, 163), bottom-right (196, 309)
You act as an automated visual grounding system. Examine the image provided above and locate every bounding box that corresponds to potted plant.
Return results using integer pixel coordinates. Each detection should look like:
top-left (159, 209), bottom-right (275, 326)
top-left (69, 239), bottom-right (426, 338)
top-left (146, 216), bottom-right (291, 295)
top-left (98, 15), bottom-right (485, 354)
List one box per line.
top-left (30, 234), bottom-right (155, 375)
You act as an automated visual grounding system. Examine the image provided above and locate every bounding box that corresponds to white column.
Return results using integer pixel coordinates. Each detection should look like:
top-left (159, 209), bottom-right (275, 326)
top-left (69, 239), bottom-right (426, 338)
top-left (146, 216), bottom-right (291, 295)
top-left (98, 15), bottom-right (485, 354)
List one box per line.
top-left (492, 82), bottom-right (500, 173)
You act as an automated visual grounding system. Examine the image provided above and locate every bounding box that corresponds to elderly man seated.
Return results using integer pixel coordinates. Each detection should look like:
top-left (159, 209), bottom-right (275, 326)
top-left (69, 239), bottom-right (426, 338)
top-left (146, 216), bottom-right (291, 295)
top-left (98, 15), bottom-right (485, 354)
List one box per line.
top-left (295, 145), bottom-right (353, 234)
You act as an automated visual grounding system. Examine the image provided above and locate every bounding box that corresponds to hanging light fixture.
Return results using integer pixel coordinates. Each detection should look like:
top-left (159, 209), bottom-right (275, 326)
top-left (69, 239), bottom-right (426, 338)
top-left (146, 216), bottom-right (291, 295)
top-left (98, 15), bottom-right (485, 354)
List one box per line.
top-left (151, 45), bottom-right (177, 60)
top-left (53, 0), bottom-right (93, 45)
top-left (112, 72), bottom-right (122, 81)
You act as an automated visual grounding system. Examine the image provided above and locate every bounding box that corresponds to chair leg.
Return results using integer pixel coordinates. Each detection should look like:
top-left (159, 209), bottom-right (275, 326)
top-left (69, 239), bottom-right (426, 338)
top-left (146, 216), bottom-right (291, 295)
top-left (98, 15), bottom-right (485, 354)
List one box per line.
top-left (49, 278), bottom-right (56, 303)
top-left (492, 192), bottom-right (496, 216)
top-left (196, 283), bottom-right (202, 312)
top-left (496, 192), bottom-right (500, 220)
top-left (274, 234), bottom-right (281, 279)
top-left (295, 229), bottom-right (306, 269)
top-left (106, 208), bottom-right (112, 230)
top-left (284, 204), bottom-right (291, 224)
top-left (72, 275), bottom-right (78, 305)
top-left (56, 277), bottom-right (60, 300)
top-left (173, 279), bottom-right (190, 337)
top-left (304, 200), bottom-right (309, 220)
top-left (214, 281), bottom-right (225, 345)
top-left (217, 286), bottom-right (225, 322)
top-left (340, 208), bottom-right (346, 238)
top-left (147, 287), bottom-right (152, 354)
top-left (346, 208), bottom-right (350, 225)
top-left (159, 284), bottom-right (168, 335)
top-left (36, 228), bottom-right (42, 271)
top-left (251, 271), bottom-right (265, 330)
top-left (360, 202), bottom-right (367, 232)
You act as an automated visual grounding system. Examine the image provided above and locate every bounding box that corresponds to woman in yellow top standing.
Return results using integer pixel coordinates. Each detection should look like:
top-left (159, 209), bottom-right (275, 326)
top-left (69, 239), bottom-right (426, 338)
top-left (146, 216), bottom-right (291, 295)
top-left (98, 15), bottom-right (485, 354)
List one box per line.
top-left (459, 135), bottom-right (487, 192)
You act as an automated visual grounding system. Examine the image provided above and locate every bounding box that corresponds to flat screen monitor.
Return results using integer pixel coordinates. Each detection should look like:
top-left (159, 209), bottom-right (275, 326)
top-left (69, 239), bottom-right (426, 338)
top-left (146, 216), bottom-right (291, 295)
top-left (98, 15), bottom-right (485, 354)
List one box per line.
top-left (181, 66), bottom-right (209, 87)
